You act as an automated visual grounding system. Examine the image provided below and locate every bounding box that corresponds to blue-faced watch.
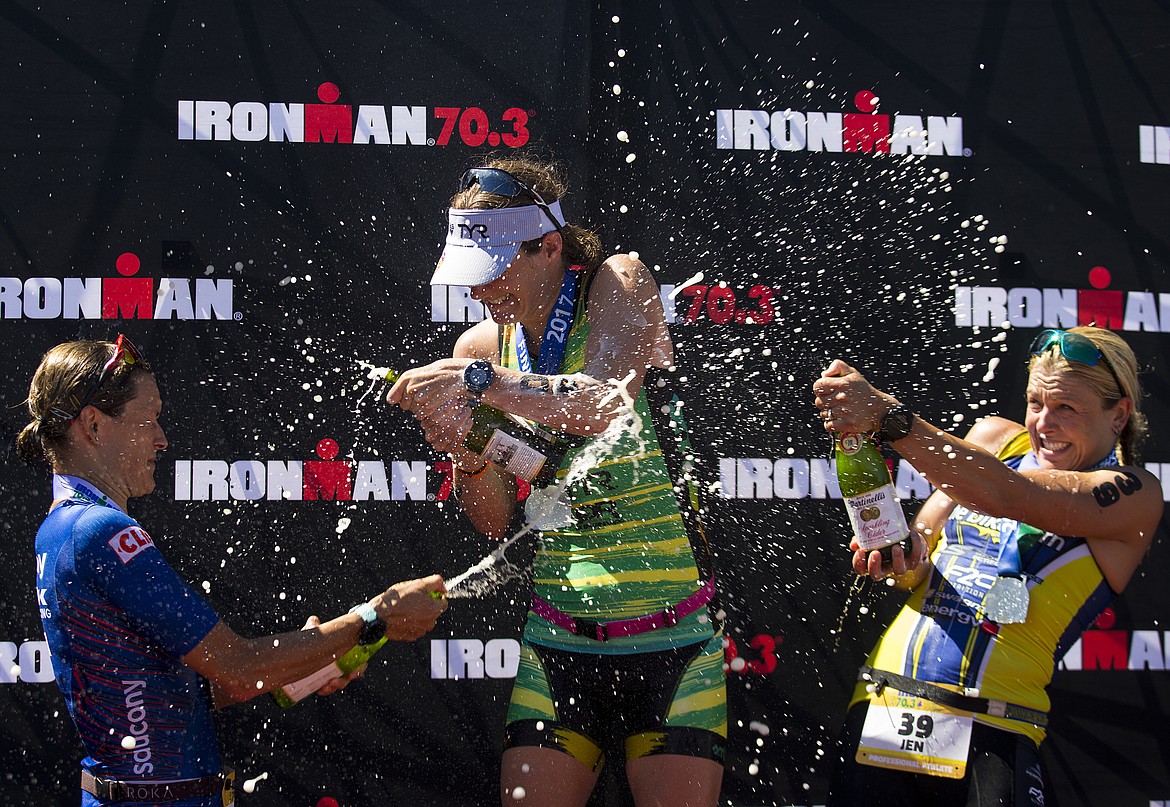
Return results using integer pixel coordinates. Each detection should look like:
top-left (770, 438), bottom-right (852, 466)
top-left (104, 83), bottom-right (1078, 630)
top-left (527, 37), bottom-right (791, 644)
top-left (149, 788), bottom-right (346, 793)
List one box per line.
top-left (464, 359), bottom-right (494, 394)
top-left (348, 602), bottom-right (386, 646)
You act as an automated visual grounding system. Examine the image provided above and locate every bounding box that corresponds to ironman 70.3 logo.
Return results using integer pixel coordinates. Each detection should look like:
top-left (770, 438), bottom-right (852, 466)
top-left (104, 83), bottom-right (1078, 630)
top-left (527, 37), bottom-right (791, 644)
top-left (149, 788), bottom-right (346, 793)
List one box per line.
top-left (179, 82), bottom-right (533, 149)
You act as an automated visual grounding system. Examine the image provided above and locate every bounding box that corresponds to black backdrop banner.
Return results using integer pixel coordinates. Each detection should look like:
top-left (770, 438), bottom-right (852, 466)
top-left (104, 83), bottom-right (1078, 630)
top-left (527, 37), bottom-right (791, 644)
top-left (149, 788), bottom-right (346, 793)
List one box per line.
top-left (2, 3), bottom-right (1168, 805)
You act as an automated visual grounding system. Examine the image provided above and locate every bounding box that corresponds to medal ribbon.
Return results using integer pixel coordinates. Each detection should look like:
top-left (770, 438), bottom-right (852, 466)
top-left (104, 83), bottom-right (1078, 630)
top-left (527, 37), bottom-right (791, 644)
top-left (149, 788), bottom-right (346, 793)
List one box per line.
top-left (514, 266), bottom-right (581, 375)
top-left (996, 447), bottom-right (1120, 579)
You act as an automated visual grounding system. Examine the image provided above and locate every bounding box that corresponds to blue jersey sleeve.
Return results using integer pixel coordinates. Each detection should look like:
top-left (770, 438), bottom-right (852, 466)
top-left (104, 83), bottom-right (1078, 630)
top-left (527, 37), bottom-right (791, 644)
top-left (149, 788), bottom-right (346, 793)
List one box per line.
top-left (75, 508), bottom-right (221, 659)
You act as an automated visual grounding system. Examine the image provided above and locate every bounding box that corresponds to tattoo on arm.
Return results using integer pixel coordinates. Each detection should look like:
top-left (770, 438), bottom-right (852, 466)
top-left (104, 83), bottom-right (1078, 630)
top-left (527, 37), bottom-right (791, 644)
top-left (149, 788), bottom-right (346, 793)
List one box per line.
top-left (520, 375), bottom-right (552, 394)
top-left (553, 376), bottom-right (583, 395)
top-left (1092, 471), bottom-right (1143, 508)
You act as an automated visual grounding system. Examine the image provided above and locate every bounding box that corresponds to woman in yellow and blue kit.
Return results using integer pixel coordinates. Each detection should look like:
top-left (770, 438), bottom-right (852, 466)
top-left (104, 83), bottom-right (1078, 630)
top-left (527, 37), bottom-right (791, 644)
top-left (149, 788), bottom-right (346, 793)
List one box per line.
top-left (387, 156), bottom-right (726, 807)
top-left (812, 327), bottom-right (1162, 807)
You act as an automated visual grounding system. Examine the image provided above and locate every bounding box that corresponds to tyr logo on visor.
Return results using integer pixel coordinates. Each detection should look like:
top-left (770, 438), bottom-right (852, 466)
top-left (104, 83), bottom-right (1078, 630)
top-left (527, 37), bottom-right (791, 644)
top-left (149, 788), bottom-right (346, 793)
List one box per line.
top-left (431, 203), bottom-right (565, 287)
top-left (457, 222), bottom-right (490, 241)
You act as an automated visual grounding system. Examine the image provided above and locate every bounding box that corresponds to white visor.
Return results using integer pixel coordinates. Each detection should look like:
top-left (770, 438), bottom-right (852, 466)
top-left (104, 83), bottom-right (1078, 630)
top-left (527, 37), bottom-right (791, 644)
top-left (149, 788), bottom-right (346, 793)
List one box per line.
top-left (430, 201), bottom-right (565, 287)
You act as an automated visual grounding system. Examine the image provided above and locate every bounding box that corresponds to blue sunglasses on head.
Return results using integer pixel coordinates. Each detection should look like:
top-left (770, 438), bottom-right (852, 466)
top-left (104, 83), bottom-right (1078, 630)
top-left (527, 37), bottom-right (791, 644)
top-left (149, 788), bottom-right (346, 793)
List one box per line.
top-left (458, 167), bottom-right (564, 236)
top-left (1030, 329), bottom-right (1124, 396)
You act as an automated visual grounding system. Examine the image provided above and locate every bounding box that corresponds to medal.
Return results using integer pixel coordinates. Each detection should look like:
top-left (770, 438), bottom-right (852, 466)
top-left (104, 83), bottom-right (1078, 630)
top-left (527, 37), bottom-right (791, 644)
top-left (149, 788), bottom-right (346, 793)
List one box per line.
top-left (982, 448), bottom-right (1120, 627)
top-left (983, 574), bottom-right (1030, 623)
top-left (984, 516), bottom-right (1030, 624)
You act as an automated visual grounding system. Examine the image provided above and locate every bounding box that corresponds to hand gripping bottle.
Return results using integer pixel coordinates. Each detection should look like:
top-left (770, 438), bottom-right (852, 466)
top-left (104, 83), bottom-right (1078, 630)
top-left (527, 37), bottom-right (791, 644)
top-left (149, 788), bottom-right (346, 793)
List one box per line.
top-left (462, 402), bottom-right (567, 487)
top-left (834, 433), bottom-right (913, 564)
top-left (373, 366), bottom-right (567, 487)
top-left (272, 637), bottom-right (387, 708)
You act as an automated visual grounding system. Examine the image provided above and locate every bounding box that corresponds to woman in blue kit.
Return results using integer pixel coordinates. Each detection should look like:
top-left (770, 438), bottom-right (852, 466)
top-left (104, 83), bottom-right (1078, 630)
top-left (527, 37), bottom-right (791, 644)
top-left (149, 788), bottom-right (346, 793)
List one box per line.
top-left (17, 336), bottom-right (447, 806)
top-left (812, 326), bottom-right (1162, 807)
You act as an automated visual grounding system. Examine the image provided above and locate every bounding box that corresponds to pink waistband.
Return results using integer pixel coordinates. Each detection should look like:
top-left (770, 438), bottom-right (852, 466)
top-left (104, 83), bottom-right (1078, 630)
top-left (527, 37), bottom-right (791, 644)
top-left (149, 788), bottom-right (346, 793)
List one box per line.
top-left (529, 575), bottom-right (717, 641)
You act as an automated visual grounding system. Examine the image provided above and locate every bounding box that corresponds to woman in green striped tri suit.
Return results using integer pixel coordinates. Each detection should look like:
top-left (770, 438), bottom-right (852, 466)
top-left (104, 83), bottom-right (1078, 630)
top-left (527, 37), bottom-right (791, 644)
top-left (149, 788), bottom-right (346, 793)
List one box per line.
top-left (388, 156), bottom-right (726, 807)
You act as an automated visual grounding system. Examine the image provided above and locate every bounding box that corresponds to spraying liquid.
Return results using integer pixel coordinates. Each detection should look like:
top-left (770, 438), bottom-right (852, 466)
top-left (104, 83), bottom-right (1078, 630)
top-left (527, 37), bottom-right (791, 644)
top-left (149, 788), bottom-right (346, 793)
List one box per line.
top-left (668, 271), bottom-right (705, 299)
top-left (356, 361), bottom-right (396, 410)
top-left (359, 361), bottom-right (653, 599)
top-left (445, 405), bottom-right (644, 598)
top-left (242, 772), bottom-right (268, 794)
top-left (832, 575), bottom-right (869, 651)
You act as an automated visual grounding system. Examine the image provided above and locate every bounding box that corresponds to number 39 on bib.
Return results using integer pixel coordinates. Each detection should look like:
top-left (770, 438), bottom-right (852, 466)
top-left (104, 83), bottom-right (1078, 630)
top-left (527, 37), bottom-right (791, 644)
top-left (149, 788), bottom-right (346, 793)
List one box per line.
top-left (856, 688), bottom-right (974, 779)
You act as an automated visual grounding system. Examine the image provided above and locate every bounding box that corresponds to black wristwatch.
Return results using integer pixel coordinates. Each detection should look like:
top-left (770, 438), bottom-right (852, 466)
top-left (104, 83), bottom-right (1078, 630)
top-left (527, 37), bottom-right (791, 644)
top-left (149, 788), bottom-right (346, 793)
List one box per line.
top-left (349, 603), bottom-right (386, 646)
top-left (877, 404), bottom-right (915, 442)
top-left (463, 359), bottom-right (494, 394)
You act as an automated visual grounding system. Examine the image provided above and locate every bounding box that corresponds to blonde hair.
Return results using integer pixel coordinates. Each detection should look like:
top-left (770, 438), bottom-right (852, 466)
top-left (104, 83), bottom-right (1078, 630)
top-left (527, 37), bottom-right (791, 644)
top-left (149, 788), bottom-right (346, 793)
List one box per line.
top-left (16, 340), bottom-right (153, 467)
top-left (1027, 326), bottom-right (1147, 464)
top-left (451, 155), bottom-right (604, 270)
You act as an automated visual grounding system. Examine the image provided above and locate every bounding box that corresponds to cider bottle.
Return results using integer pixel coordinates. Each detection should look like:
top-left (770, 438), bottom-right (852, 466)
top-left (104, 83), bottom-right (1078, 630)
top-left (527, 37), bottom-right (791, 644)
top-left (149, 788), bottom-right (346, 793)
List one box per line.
top-left (463, 403), bottom-right (567, 486)
top-left (272, 637), bottom-right (387, 708)
top-left (835, 433), bottom-right (913, 564)
top-left (372, 366), bottom-right (566, 486)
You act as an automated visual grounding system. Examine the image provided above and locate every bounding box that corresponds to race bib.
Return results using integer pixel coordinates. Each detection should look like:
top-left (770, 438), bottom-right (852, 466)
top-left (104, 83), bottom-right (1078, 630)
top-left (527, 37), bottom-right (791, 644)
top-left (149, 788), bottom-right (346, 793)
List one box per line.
top-left (856, 688), bottom-right (973, 779)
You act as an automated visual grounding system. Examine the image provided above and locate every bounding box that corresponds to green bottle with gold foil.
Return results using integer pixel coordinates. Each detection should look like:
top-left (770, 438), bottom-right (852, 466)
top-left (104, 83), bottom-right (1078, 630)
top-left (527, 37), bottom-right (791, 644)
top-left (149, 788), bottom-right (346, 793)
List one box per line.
top-left (835, 432), bottom-right (913, 564)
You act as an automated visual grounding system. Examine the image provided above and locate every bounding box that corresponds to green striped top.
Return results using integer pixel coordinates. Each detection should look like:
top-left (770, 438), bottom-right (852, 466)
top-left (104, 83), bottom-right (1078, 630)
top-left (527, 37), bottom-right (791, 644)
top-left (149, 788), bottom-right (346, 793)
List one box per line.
top-left (501, 287), bottom-right (714, 654)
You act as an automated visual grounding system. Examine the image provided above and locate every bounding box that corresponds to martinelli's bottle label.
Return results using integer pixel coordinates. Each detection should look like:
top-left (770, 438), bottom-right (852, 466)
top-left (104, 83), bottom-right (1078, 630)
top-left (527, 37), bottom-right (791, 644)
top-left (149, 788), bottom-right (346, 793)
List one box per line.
top-left (465, 403), bottom-right (565, 486)
top-left (373, 366), bottom-right (565, 486)
top-left (835, 433), bottom-right (912, 561)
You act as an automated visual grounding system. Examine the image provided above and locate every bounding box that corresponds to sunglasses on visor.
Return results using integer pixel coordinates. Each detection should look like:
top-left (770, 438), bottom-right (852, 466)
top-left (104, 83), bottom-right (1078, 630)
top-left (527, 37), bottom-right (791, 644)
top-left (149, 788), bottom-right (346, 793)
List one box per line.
top-left (458, 168), bottom-right (564, 235)
top-left (1029, 329), bottom-right (1125, 397)
top-left (51, 334), bottom-right (144, 421)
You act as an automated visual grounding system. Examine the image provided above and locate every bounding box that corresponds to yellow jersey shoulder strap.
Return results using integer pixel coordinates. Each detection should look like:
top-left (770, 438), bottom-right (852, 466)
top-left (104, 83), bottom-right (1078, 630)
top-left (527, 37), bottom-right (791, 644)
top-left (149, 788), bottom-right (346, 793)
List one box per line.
top-left (997, 430), bottom-right (1032, 462)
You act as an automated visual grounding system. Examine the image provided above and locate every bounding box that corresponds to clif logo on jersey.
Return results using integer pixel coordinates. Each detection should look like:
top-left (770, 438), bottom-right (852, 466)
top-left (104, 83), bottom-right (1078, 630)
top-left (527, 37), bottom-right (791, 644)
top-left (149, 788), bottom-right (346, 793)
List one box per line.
top-left (174, 438), bottom-right (429, 502)
top-left (108, 527), bottom-right (155, 564)
top-left (0, 252), bottom-right (238, 321)
top-left (716, 90), bottom-right (966, 157)
top-left (955, 265), bottom-right (1170, 332)
top-left (178, 82), bottom-right (532, 149)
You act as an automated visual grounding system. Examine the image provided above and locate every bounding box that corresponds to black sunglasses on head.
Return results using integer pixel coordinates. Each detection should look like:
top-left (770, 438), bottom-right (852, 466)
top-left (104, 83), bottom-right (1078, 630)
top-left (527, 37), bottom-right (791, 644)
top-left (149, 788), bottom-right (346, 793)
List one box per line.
top-left (458, 167), bottom-right (564, 235)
